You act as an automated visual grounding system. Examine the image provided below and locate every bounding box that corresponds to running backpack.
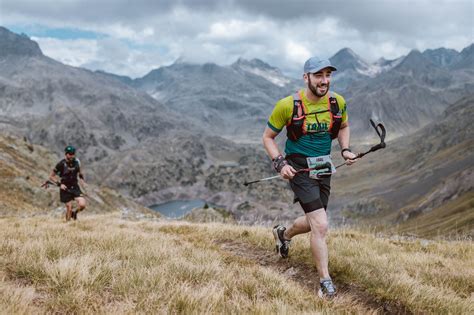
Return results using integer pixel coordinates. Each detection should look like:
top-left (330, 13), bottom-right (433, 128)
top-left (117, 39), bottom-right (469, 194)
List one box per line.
top-left (286, 91), bottom-right (342, 141)
top-left (56, 158), bottom-right (81, 184)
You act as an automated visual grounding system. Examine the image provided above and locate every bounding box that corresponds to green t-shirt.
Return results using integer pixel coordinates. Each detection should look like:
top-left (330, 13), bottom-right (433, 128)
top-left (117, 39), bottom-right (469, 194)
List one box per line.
top-left (267, 89), bottom-right (348, 157)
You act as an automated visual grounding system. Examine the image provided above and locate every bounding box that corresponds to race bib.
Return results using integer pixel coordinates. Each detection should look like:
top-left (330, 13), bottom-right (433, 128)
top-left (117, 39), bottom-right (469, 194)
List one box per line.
top-left (306, 155), bottom-right (336, 179)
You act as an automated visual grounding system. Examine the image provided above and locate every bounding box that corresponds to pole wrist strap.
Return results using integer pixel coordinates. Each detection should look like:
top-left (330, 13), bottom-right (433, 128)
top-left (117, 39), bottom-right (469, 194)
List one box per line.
top-left (272, 155), bottom-right (289, 173)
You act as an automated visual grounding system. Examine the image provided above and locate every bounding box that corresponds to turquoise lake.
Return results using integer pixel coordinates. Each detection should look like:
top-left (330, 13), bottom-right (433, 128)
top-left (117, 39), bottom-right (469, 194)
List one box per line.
top-left (149, 199), bottom-right (206, 218)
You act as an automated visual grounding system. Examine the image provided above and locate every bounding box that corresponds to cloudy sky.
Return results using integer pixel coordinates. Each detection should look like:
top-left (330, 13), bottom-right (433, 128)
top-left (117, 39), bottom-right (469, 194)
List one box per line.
top-left (1, 0), bottom-right (472, 78)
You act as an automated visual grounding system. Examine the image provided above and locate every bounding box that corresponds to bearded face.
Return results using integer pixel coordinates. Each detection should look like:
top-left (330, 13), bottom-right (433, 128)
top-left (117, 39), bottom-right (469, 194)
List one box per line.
top-left (65, 153), bottom-right (75, 162)
top-left (306, 70), bottom-right (332, 98)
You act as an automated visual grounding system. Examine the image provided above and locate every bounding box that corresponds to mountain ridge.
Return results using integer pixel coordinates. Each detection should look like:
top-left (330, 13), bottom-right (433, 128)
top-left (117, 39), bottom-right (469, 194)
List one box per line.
top-left (1, 26), bottom-right (472, 231)
top-left (0, 26), bottom-right (43, 57)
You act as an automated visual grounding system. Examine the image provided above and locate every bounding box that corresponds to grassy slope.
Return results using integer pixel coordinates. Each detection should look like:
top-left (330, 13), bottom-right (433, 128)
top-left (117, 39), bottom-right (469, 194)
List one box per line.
top-left (0, 134), bottom-right (57, 214)
top-left (394, 191), bottom-right (474, 238)
top-left (331, 97), bottom-right (474, 238)
top-left (0, 134), bottom-right (156, 218)
top-left (1, 214), bottom-right (472, 314)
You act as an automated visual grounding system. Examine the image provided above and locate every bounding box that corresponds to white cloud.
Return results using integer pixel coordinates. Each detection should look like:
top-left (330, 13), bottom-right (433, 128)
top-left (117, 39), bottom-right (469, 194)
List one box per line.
top-left (285, 40), bottom-right (311, 65)
top-left (204, 19), bottom-right (269, 40)
top-left (32, 37), bottom-right (98, 67)
top-left (31, 36), bottom-right (170, 78)
top-left (4, 0), bottom-right (472, 78)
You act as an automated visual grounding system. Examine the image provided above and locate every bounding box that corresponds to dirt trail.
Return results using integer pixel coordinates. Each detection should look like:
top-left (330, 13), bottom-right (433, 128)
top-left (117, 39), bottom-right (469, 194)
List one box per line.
top-left (216, 239), bottom-right (412, 315)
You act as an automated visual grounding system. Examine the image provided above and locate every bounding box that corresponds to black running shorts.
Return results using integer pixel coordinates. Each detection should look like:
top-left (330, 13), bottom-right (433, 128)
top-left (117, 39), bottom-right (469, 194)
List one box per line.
top-left (287, 155), bottom-right (331, 213)
top-left (60, 185), bottom-right (83, 203)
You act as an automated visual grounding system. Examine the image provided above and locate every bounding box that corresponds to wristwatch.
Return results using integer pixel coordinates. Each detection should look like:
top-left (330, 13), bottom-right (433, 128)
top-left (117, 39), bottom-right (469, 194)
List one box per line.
top-left (341, 148), bottom-right (352, 159)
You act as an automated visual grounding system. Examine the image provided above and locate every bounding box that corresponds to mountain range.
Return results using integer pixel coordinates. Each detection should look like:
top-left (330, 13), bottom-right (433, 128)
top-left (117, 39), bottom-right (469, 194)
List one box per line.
top-left (0, 26), bottom-right (290, 223)
top-left (330, 46), bottom-right (474, 138)
top-left (0, 26), bottom-right (472, 233)
top-left (0, 27), bottom-right (182, 160)
top-left (100, 43), bottom-right (474, 140)
top-left (98, 57), bottom-right (300, 142)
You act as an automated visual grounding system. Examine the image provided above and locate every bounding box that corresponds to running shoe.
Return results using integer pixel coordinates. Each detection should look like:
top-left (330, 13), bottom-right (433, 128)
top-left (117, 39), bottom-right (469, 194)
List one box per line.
top-left (272, 225), bottom-right (291, 258)
top-left (318, 279), bottom-right (336, 298)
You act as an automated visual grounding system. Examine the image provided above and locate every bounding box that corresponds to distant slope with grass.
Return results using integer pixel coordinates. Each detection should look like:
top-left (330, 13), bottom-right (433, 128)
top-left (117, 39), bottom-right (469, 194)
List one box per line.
top-left (1, 214), bottom-right (472, 314)
top-left (331, 96), bottom-right (474, 238)
top-left (0, 134), bottom-right (156, 218)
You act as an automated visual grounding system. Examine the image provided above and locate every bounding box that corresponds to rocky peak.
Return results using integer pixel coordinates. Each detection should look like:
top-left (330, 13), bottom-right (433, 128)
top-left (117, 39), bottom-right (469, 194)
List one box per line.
top-left (374, 57), bottom-right (389, 65)
top-left (231, 57), bottom-right (289, 86)
top-left (0, 27), bottom-right (43, 57)
top-left (422, 47), bottom-right (459, 67)
top-left (394, 49), bottom-right (437, 72)
top-left (330, 47), bottom-right (369, 72)
top-left (232, 57), bottom-right (277, 71)
top-left (459, 43), bottom-right (474, 56)
top-left (451, 43), bottom-right (474, 70)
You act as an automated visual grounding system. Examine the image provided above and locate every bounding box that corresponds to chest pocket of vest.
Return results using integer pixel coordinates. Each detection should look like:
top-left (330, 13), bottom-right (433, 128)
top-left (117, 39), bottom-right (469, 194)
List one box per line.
top-left (60, 160), bottom-right (80, 182)
top-left (329, 97), bottom-right (342, 139)
top-left (287, 92), bottom-right (342, 141)
top-left (286, 94), bottom-right (306, 141)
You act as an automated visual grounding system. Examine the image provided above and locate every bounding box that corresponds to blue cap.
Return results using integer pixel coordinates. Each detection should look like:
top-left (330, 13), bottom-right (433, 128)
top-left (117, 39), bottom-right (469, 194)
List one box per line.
top-left (303, 56), bottom-right (337, 74)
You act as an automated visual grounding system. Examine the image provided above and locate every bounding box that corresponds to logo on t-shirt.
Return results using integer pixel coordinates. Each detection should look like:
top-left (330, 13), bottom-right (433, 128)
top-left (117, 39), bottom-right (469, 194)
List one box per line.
top-left (306, 122), bottom-right (328, 132)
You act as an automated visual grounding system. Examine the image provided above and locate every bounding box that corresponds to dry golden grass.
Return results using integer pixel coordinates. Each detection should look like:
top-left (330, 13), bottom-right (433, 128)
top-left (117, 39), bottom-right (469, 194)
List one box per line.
top-left (0, 135), bottom-right (57, 214)
top-left (395, 192), bottom-right (474, 238)
top-left (163, 222), bottom-right (474, 314)
top-left (1, 214), bottom-right (473, 314)
top-left (0, 214), bottom-right (333, 314)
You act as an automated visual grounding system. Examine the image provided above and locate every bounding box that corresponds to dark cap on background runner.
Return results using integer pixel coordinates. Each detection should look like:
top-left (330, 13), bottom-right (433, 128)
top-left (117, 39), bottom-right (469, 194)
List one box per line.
top-left (65, 145), bottom-right (76, 154)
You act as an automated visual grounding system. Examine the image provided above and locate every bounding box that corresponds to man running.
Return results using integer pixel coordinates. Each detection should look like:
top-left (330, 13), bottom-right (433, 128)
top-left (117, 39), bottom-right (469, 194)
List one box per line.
top-left (49, 145), bottom-right (87, 221)
top-left (262, 56), bottom-right (358, 298)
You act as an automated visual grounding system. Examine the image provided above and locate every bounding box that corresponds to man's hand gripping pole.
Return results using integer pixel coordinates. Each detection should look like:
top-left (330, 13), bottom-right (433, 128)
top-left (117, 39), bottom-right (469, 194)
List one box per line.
top-left (336, 119), bottom-right (386, 169)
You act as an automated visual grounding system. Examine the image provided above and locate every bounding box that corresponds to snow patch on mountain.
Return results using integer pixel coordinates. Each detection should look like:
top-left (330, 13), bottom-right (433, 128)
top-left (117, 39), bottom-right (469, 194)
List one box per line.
top-left (240, 66), bottom-right (290, 87)
top-left (356, 57), bottom-right (404, 77)
top-left (151, 90), bottom-right (165, 101)
top-left (232, 58), bottom-right (290, 87)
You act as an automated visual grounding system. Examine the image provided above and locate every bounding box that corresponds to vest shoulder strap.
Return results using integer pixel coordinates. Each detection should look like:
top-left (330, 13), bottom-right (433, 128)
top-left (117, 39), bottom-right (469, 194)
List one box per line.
top-left (292, 92), bottom-right (305, 118)
top-left (286, 92), bottom-right (307, 141)
top-left (328, 92), bottom-right (343, 139)
top-left (328, 92), bottom-right (340, 115)
top-left (62, 158), bottom-right (80, 173)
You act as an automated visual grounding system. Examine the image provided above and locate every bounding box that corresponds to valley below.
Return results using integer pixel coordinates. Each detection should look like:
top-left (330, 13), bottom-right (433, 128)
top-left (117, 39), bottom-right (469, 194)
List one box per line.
top-left (0, 26), bottom-right (472, 238)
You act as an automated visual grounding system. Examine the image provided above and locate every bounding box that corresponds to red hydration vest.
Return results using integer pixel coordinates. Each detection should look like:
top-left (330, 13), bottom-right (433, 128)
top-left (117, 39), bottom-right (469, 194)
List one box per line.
top-left (286, 91), bottom-right (342, 141)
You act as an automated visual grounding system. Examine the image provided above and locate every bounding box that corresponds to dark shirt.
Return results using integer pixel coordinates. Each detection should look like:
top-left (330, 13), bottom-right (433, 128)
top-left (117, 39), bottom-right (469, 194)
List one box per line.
top-left (54, 158), bottom-right (81, 187)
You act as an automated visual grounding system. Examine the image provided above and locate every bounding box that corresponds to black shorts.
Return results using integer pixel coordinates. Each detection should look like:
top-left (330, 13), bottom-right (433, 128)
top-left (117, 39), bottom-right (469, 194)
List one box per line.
top-left (287, 155), bottom-right (331, 213)
top-left (60, 185), bottom-right (83, 203)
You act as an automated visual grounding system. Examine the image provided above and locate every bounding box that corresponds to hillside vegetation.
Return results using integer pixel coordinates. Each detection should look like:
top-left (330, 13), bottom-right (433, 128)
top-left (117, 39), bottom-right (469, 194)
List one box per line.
top-left (1, 213), bottom-right (472, 314)
top-left (0, 134), bottom-right (155, 218)
top-left (331, 96), bottom-right (474, 238)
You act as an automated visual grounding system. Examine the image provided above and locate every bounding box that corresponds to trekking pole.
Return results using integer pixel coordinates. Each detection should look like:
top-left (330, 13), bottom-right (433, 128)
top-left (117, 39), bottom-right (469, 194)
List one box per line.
top-left (41, 180), bottom-right (60, 189)
top-left (336, 119), bottom-right (386, 168)
top-left (243, 162), bottom-right (332, 186)
top-left (243, 174), bottom-right (281, 186)
top-left (245, 120), bottom-right (386, 185)
top-left (41, 180), bottom-right (89, 197)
